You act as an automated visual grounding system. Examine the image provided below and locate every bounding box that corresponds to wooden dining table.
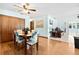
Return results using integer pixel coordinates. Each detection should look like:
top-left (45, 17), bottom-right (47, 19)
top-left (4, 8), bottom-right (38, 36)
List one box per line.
top-left (18, 32), bottom-right (32, 55)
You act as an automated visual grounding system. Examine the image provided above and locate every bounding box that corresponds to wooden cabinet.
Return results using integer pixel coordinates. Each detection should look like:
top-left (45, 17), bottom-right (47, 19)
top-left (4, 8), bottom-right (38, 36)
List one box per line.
top-left (0, 16), bottom-right (2, 43)
top-left (0, 15), bottom-right (25, 43)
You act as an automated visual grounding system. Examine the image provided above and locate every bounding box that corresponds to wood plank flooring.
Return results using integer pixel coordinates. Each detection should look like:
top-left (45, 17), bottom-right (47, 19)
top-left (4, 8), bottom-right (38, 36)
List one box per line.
top-left (0, 37), bottom-right (79, 55)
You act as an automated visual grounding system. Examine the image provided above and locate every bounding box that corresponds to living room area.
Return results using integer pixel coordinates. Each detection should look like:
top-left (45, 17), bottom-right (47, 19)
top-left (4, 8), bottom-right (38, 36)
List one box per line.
top-left (0, 3), bottom-right (79, 55)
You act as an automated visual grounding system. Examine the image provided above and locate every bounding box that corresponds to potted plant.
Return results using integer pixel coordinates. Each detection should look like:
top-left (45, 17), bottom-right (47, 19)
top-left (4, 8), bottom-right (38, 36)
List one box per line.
top-left (25, 27), bottom-right (30, 34)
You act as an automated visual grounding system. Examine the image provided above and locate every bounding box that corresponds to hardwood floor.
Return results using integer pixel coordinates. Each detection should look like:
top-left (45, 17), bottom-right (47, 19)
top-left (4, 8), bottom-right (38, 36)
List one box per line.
top-left (0, 37), bottom-right (79, 55)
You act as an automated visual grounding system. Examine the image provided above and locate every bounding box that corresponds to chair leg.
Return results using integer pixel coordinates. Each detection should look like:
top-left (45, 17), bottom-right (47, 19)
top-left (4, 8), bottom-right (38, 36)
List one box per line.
top-left (15, 42), bottom-right (18, 49)
top-left (14, 41), bottom-right (17, 48)
top-left (36, 43), bottom-right (38, 55)
top-left (16, 43), bottom-right (19, 49)
top-left (24, 44), bottom-right (26, 55)
top-left (24, 42), bottom-right (27, 55)
top-left (31, 46), bottom-right (33, 55)
top-left (36, 43), bottom-right (38, 51)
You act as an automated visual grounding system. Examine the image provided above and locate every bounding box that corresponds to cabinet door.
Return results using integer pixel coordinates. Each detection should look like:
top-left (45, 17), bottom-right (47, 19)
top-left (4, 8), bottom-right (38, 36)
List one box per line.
top-left (0, 16), bottom-right (2, 43)
top-left (1, 16), bottom-right (10, 42)
top-left (8, 17), bottom-right (15, 41)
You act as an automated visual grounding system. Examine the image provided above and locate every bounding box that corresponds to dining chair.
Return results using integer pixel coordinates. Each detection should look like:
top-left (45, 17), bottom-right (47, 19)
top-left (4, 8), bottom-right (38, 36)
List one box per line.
top-left (14, 31), bottom-right (24, 50)
top-left (26, 31), bottom-right (39, 55)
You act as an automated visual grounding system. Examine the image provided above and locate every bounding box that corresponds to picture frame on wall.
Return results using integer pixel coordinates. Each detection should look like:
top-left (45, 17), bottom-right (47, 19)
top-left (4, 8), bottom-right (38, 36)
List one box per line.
top-left (36, 19), bottom-right (44, 28)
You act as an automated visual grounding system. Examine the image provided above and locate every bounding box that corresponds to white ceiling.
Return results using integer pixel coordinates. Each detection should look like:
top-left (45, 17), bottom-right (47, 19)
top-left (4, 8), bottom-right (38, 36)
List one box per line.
top-left (0, 3), bottom-right (79, 20)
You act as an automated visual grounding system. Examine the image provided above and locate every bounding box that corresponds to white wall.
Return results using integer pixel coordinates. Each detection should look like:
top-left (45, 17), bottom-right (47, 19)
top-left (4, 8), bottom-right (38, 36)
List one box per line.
top-left (57, 9), bottom-right (79, 43)
top-left (25, 16), bottom-right (30, 28)
top-left (48, 16), bottom-right (58, 37)
top-left (66, 19), bottom-right (79, 44)
top-left (46, 8), bottom-right (79, 43)
top-left (35, 16), bottom-right (48, 37)
top-left (47, 15), bottom-right (68, 42)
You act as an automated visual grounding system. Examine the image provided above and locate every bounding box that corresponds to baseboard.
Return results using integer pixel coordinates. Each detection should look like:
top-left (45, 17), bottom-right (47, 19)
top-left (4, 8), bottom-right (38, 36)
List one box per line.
top-left (50, 37), bottom-right (68, 43)
top-left (59, 39), bottom-right (68, 43)
top-left (39, 36), bottom-right (48, 39)
top-left (38, 36), bottom-right (69, 43)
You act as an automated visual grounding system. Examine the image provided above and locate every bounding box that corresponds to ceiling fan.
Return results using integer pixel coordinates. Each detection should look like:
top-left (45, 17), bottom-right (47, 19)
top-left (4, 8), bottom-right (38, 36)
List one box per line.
top-left (14, 3), bottom-right (36, 14)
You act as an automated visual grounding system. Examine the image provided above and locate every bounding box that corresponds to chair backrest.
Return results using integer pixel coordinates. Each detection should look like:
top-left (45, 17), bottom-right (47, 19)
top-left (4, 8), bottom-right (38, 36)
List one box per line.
top-left (15, 31), bottom-right (24, 43)
top-left (30, 31), bottom-right (38, 43)
top-left (15, 32), bottom-right (19, 42)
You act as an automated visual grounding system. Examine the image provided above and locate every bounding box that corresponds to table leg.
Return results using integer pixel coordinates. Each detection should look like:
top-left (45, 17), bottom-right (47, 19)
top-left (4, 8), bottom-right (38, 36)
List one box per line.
top-left (24, 36), bottom-right (27, 55)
